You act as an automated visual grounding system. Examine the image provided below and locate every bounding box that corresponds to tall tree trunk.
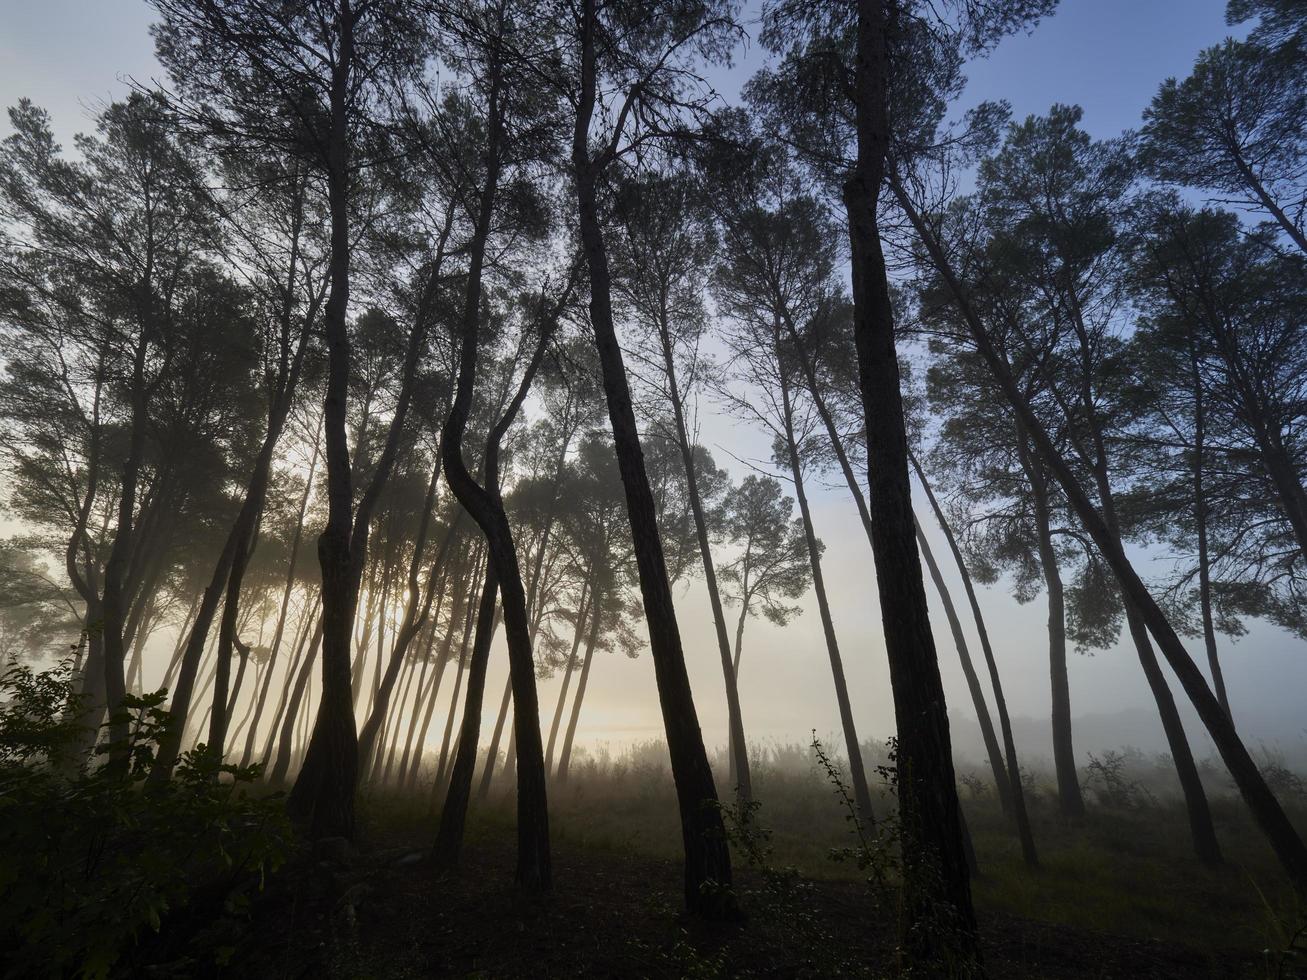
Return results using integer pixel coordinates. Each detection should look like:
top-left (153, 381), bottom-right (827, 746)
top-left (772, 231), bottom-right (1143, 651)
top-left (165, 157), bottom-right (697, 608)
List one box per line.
top-left (437, 43), bottom-right (555, 889)
top-left (259, 596), bottom-right (320, 768)
top-left (1019, 437), bottom-right (1086, 818)
top-left (910, 452), bottom-right (1038, 866)
top-left (1188, 342), bottom-right (1231, 719)
top-left (545, 578), bottom-right (592, 776)
top-left (844, 0), bottom-right (976, 958)
top-left (570, 0), bottom-right (733, 917)
top-left (893, 175), bottom-right (1307, 893)
top-left (1069, 288), bottom-right (1220, 865)
top-left (270, 618), bottom-right (323, 786)
top-left (287, 0), bottom-right (361, 840)
top-left (557, 593), bottom-right (603, 786)
top-left (433, 566), bottom-right (499, 864)
top-left (655, 318), bottom-right (752, 802)
top-left (775, 352), bottom-right (874, 820)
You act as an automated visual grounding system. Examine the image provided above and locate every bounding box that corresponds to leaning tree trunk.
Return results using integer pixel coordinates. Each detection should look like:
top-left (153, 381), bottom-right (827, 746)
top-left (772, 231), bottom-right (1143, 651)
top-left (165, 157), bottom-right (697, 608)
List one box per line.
top-left (436, 50), bottom-right (554, 890)
top-left (545, 577), bottom-right (592, 775)
top-left (569, 0), bottom-right (734, 917)
top-left (892, 174), bottom-right (1307, 895)
top-left (909, 451), bottom-right (1037, 867)
top-left (556, 592), bottom-right (604, 785)
top-left (433, 565), bottom-right (499, 865)
top-left (775, 352), bottom-right (874, 820)
top-left (270, 619), bottom-right (323, 786)
top-left (1019, 438), bottom-right (1086, 819)
top-left (843, 0), bottom-right (977, 960)
top-left (656, 318), bottom-right (753, 802)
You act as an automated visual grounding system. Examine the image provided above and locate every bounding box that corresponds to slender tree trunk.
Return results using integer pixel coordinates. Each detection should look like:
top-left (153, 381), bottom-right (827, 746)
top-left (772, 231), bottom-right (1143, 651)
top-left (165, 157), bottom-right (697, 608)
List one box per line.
top-left (557, 593), bottom-right (603, 786)
top-left (438, 56), bottom-right (552, 892)
top-left (775, 356), bottom-right (874, 820)
top-left (545, 577), bottom-right (592, 775)
top-left (910, 452), bottom-right (1038, 866)
top-left (259, 597), bottom-right (320, 768)
top-left (893, 175), bottom-right (1307, 893)
top-left (570, 0), bottom-right (733, 916)
top-left (1188, 344), bottom-right (1231, 719)
top-left (655, 318), bottom-right (752, 802)
top-left (271, 619), bottom-right (323, 786)
top-left (287, 1), bottom-right (360, 840)
top-left (844, 0), bottom-right (976, 957)
top-left (1020, 438), bottom-right (1086, 818)
top-left (434, 566), bottom-right (500, 864)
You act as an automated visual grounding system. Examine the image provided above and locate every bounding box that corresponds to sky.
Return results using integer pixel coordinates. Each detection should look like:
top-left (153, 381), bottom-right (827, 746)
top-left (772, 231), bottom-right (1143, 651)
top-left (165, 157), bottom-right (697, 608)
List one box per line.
top-left (1, 0), bottom-right (1303, 773)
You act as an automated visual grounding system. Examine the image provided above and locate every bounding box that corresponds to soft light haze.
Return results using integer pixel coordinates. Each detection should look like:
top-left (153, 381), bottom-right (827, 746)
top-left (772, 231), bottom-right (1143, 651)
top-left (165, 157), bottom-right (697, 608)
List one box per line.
top-left (1, 0), bottom-right (1302, 771)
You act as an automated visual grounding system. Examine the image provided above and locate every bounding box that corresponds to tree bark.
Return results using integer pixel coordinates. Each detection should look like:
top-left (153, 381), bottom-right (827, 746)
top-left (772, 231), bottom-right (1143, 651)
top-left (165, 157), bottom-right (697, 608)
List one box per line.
top-left (568, 0), bottom-right (734, 917)
top-left (844, 0), bottom-right (977, 958)
top-left (286, 0), bottom-right (361, 840)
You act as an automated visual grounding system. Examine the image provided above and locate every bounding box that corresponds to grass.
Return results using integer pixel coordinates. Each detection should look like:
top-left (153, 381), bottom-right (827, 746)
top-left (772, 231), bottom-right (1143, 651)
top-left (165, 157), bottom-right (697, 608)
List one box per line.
top-left (360, 737), bottom-right (1306, 963)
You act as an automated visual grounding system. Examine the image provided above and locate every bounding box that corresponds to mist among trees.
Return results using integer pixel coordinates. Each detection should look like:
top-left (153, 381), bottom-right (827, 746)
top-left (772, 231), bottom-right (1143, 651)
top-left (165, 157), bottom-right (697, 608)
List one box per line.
top-left (1, 0), bottom-right (1305, 976)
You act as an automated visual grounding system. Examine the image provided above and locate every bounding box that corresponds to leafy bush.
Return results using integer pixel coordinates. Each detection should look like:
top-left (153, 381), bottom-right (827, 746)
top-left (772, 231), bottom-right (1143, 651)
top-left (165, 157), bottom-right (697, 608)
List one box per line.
top-left (1084, 750), bottom-right (1157, 811)
top-left (0, 660), bottom-right (289, 979)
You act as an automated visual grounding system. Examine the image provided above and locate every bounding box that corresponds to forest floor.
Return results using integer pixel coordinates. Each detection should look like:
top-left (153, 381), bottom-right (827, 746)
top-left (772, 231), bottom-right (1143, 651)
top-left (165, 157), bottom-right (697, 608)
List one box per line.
top-left (185, 760), bottom-right (1307, 980)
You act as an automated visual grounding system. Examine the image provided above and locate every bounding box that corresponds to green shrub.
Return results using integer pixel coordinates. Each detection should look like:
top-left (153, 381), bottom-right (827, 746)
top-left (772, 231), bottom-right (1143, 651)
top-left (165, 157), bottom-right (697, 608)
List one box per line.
top-left (0, 660), bottom-right (289, 979)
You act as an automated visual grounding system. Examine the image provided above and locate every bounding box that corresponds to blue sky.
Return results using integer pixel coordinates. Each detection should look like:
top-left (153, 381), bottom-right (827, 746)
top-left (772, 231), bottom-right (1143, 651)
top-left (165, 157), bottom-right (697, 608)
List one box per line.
top-left (2, 1), bottom-right (1302, 772)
